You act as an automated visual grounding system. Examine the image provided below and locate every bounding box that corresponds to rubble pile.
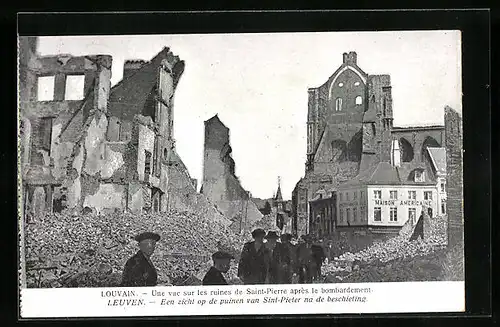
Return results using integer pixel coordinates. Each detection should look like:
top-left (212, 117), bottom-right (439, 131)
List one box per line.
top-left (25, 209), bottom-right (245, 288)
top-left (321, 216), bottom-right (448, 280)
top-left (339, 249), bottom-right (447, 283)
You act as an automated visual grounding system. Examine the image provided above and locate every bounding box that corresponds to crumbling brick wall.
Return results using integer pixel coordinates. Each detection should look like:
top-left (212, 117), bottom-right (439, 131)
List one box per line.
top-left (444, 106), bottom-right (463, 247)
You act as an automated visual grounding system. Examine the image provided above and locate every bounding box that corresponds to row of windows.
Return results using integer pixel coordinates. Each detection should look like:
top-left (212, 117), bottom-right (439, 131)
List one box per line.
top-left (372, 190), bottom-right (433, 201)
top-left (373, 207), bottom-right (404, 222)
top-left (339, 190), bottom-right (365, 202)
top-left (334, 96), bottom-right (363, 111)
top-left (339, 189), bottom-right (434, 202)
top-left (339, 206), bottom-right (366, 223)
top-left (37, 75), bottom-right (86, 101)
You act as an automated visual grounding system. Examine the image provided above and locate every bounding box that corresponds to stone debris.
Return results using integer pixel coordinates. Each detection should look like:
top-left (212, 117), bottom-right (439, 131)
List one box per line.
top-left (321, 216), bottom-right (448, 279)
top-left (25, 209), bottom-right (245, 288)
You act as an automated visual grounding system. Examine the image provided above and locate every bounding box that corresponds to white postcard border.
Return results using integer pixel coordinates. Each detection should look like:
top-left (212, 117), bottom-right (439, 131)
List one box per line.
top-left (20, 281), bottom-right (465, 318)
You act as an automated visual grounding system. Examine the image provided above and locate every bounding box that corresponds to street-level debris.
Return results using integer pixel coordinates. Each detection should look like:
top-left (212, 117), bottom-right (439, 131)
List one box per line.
top-left (25, 209), bottom-right (245, 288)
top-left (321, 215), bottom-right (448, 281)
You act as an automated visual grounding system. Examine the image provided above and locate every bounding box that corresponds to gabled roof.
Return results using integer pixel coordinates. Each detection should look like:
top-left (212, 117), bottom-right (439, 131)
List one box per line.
top-left (426, 147), bottom-right (446, 175)
top-left (108, 47), bottom-right (184, 121)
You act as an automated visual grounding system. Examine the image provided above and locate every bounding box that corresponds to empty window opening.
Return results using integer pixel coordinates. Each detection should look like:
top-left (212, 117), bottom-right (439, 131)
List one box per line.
top-left (354, 82), bottom-right (360, 86)
top-left (355, 96), bottom-right (363, 105)
top-left (338, 82), bottom-right (344, 87)
top-left (64, 75), bottom-right (85, 100)
top-left (144, 151), bottom-right (152, 176)
top-left (335, 98), bottom-right (343, 111)
top-left (37, 76), bottom-right (55, 101)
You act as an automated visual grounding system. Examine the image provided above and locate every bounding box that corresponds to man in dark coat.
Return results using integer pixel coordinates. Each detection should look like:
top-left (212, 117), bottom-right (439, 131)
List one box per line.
top-left (121, 232), bottom-right (160, 287)
top-left (296, 234), bottom-right (316, 284)
top-left (202, 251), bottom-right (234, 286)
top-left (280, 233), bottom-right (297, 284)
top-left (237, 228), bottom-right (270, 284)
top-left (264, 231), bottom-right (290, 284)
top-left (311, 240), bottom-right (326, 282)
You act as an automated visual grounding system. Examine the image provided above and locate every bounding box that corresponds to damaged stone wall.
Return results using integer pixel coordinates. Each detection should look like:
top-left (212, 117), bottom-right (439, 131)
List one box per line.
top-left (202, 115), bottom-right (263, 232)
top-left (444, 107), bottom-right (463, 247)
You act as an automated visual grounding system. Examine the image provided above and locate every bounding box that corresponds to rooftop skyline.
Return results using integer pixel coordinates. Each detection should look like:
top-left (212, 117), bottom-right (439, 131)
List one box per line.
top-left (36, 31), bottom-right (462, 200)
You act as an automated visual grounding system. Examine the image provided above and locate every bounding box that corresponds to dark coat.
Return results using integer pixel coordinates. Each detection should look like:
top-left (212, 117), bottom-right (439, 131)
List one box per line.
top-left (202, 266), bottom-right (228, 286)
top-left (120, 251), bottom-right (158, 287)
top-left (237, 241), bottom-right (270, 284)
top-left (268, 242), bottom-right (292, 284)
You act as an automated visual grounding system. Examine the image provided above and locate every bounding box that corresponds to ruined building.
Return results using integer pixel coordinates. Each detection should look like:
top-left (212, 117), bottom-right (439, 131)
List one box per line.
top-left (444, 106), bottom-right (463, 247)
top-left (292, 51), bottom-right (448, 237)
top-left (18, 37), bottom-right (220, 221)
top-left (201, 115), bottom-right (263, 233)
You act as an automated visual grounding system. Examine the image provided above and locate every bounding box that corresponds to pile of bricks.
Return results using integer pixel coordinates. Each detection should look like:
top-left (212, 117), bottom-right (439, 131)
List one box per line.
top-left (24, 209), bottom-right (245, 288)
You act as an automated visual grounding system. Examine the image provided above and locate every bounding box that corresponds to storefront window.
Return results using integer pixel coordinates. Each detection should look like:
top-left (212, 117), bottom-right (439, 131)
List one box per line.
top-left (390, 207), bottom-right (398, 222)
top-left (374, 207), bottom-right (381, 222)
top-left (373, 190), bottom-right (381, 199)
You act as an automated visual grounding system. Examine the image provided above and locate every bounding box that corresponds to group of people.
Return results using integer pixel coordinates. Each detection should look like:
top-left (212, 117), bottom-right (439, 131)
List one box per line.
top-left (237, 228), bottom-right (326, 285)
top-left (120, 229), bottom-right (326, 287)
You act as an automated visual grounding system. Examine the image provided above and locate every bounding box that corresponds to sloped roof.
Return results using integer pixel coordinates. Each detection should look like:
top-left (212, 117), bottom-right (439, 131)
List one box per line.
top-left (274, 185), bottom-right (283, 201)
top-left (426, 147), bottom-right (446, 175)
top-left (108, 47), bottom-right (184, 121)
top-left (340, 161), bottom-right (436, 188)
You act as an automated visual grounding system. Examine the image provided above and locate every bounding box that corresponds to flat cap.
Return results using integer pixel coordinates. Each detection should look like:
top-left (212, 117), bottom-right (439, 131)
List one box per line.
top-left (212, 251), bottom-right (234, 260)
top-left (134, 232), bottom-right (161, 242)
top-left (251, 228), bottom-right (266, 238)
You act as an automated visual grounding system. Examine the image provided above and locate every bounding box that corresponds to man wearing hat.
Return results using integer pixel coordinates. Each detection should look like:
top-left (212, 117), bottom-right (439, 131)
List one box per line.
top-left (280, 233), bottom-right (298, 284)
top-left (296, 234), bottom-right (315, 283)
top-left (120, 232), bottom-right (160, 287)
top-left (237, 228), bottom-right (270, 284)
top-left (265, 231), bottom-right (291, 284)
top-left (202, 251), bottom-right (234, 285)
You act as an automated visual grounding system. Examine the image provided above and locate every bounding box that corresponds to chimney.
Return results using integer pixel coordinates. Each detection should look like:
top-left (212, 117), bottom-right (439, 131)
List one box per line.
top-left (123, 60), bottom-right (146, 80)
top-left (391, 139), bottom-right (401, 167)
top-left (343, 51), bottom-right (357, 65)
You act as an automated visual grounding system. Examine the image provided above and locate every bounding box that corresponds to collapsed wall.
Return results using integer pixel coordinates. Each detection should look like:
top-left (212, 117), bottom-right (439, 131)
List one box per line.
top-left (201, 115), bottom-right (263, 232)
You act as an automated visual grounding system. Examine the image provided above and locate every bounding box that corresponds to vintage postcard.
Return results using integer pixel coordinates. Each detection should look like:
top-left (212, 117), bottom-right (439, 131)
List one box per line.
top-left (18, 30), bottom-right (465, 318)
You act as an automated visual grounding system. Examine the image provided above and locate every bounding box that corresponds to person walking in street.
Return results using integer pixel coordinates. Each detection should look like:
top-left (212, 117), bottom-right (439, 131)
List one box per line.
top-left (296, 234), bottom-right (315, 284)
top-left (237, 228), bottom-right (270, 284)
top-left (280, 233), bottom-right (297, 284)
top-left (264, 231), bottom-right (291, 284)
top-left (311, 239), bottom-right (326, 282)
top-left (121, 232), bottom-right (160, 287)
top-left (202, 251), bottom-right (234, 286)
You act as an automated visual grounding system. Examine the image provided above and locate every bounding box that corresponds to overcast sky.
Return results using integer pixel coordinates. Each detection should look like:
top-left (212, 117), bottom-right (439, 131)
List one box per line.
top-left (37, 31), bottom-right (462, 200)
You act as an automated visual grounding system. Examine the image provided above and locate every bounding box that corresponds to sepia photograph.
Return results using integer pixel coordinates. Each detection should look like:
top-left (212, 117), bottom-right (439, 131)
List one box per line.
top-left (18, 29), bottom-right (466, 316)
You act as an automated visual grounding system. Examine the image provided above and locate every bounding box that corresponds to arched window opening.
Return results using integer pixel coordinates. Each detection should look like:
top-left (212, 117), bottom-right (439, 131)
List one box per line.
top-left (335, 98), bottom-right (343, 112)
top-left (399, 138), bottom-right (414, 162)
top-left (355, 96), bottom-right (363, 105)
top-left (421, 136), bottom-right (441, 161)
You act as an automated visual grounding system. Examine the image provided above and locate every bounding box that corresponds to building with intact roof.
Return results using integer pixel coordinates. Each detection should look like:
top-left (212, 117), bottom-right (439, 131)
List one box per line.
top-left (291, 51), bottom-right (448, 237)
